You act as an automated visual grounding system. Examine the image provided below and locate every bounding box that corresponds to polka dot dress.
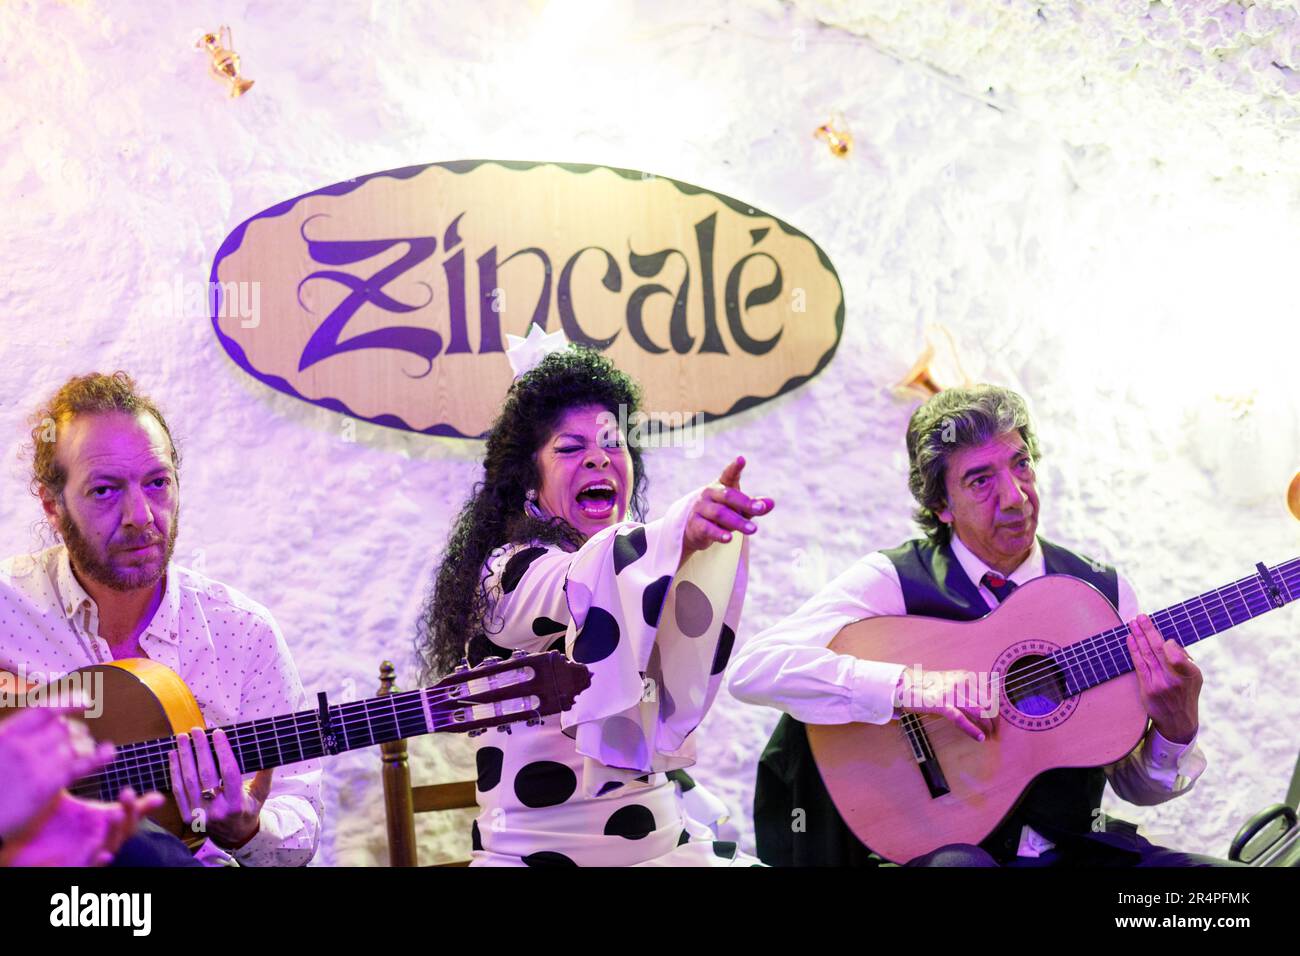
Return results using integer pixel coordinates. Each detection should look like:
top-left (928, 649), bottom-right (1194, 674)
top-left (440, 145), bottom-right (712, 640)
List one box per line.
top-left (468, 489), bottom-right (756, 866)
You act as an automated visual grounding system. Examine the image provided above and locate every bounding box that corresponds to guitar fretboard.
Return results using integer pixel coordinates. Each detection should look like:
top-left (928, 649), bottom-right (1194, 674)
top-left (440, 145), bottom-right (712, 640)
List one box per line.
top-left (1053, 557), bottom-right (1299, 696)
top-left (71, 687), bottom-right (437, 803)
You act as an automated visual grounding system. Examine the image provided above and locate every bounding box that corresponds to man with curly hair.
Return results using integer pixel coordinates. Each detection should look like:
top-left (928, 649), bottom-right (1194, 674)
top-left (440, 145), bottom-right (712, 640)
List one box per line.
top-left (730, 384), bottom-right (1224, 867)
top-left (0, 371), bottom-right (322, 866)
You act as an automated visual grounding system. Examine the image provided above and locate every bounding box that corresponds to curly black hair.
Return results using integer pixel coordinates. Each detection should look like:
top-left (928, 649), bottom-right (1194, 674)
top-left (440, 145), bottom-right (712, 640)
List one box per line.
top-left (416, 346), bottom-right (649, 682)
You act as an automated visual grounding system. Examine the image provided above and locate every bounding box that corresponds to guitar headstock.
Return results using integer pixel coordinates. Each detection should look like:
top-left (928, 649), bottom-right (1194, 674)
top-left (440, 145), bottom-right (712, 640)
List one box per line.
top-left (426, 651), bottom-right (591, 735)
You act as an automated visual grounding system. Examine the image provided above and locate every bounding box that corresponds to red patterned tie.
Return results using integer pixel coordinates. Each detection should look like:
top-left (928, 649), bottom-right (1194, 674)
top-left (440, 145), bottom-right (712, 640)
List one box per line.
top-left (981, 572), bottom-right (1018, 604)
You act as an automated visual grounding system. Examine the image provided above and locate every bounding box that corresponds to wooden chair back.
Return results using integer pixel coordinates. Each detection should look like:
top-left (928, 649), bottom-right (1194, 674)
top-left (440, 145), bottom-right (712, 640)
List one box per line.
top-left (376, 660), bottom-right (478, 866)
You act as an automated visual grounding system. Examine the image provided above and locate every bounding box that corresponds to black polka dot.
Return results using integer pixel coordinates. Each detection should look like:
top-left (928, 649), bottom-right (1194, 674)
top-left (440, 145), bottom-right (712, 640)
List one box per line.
top-left (674, 580), bottom-right (714, 637)
top-left (572, 607), bottom-right (619, 663)
top-left (677, 829), bottom-right (690, 847)
top-left (501, 546), bottom-right (548, 593)
top-left (513, 760), bottom-right (578, 808)
top-left (476, 747), bottom-right (504, 792)
top-left (642, 575), bottom-right (671, 627)
top-left (613, 527), bottom-right (648, 574)
top-left (712, 840), bottom-right (737, 859)
top-left (546, 636), bottom-right (566, 653)
top-left (659, 681), bottom-right (676, 720)
top-left (603, 804), bottom-right (656, 840)
top-left (522, 850), bottom-right (578, 867)
top-left (710, 623), bottom-right (736, 676)
top-left (471, 819), bottom-right (483, 852)
top-left (596, 781), bottom-right (624, 796)
top-left (531, 616), bottom-right (566, 637)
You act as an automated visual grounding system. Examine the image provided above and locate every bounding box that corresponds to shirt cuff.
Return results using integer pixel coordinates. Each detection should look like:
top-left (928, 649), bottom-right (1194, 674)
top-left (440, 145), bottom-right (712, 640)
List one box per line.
top-left (230, 812), bottom-right (283, 866)
top-left (1139, 725), bottom-right (1207, 792)
top-left (850, 659), bottom-right (907, 725)
top-left (193, 839), bottom-right (239, 867)
top-left (1146, 726), bottom-right (1198, 770)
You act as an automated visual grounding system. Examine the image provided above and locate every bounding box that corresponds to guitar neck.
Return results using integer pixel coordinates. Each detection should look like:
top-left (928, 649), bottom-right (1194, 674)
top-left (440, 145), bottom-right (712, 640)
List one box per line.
top-left (1057, 556), bottom-right (1300, 696)
top-left (68, 671), bottom-right (499, 806)
top-left (64, 649), bottom-right (589, 811)
top-left (73, 687), bottom-right (453, 802)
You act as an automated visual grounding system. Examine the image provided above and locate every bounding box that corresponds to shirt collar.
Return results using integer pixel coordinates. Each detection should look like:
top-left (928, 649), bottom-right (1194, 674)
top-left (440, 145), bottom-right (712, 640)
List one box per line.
top-left (949, 532), bottom-right (1043, 591)
top-left (54, 545), bottom-right (181, 645)
top-left (55, 545), bottom-right (94, 619)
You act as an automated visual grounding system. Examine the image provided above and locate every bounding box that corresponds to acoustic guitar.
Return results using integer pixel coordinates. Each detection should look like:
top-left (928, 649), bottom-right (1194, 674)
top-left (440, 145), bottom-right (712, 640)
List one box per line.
top-left (4, 650), bottom-right (589, 845)
top-left (807, 557), bottom-right (1299, 863)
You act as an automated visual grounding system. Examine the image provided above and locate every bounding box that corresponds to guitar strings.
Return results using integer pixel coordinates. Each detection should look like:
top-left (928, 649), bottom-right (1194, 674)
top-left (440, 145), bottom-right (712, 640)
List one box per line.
top-left (87, 676), bottom-right (503, 773)
top-left (979, 564), bottom-right (1291, 699)
top-left (93, 708), bottom-right (496, 798)
top-left (79, 699), bottom-right (508, 796)
top-left (902, 570), bottom-right (1297, 742)
top-left (75, 679), bottom-right (533, 794)
top-left (990, 565), bottom-right (1296, 699)
top-left (78, 695), bottom-right (466, 793)
top-left (904, 578), bottom-right (1283, 738)
top-left (899, 563), bottom-right (1296, 739)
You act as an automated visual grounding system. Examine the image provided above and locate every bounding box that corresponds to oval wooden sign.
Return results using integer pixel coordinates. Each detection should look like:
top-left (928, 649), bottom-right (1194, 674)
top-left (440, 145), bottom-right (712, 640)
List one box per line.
top-left (210, 160), bottom-right (844, 438)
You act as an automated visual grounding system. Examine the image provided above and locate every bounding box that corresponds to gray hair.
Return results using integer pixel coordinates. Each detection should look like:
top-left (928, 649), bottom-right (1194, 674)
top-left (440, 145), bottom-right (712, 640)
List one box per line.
top-left (905, 384), bottom-right (1041, 543)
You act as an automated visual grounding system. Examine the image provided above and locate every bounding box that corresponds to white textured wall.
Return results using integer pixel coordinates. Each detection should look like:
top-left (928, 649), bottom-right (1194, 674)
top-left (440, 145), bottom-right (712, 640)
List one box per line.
top-left (1, 0), bottom-right (1297, 865)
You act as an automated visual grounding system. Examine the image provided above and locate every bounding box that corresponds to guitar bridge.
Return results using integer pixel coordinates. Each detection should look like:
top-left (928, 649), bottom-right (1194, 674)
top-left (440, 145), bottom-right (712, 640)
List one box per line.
top-left (900, 713), bottom-right (950, 799)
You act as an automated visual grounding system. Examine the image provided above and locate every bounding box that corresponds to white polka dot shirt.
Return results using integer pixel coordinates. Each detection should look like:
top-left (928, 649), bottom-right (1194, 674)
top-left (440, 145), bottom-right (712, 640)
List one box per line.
top-left (0, 545), bottom-right (323, 866)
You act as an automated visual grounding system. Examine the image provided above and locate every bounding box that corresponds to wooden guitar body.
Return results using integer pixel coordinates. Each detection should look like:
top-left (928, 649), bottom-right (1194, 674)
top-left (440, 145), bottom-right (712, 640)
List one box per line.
top-left (807, 575), bottom-right (1148, 863)
top-left (61, 660), bottom-right (206, 844)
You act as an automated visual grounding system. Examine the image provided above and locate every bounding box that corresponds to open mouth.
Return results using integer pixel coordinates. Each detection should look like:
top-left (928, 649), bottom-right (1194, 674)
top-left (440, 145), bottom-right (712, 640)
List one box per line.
top-left (575, 479), bottom-right (618, 519)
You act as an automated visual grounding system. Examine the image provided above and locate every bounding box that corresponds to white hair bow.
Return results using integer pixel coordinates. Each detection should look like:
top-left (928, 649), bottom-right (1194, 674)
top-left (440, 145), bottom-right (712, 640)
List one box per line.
top-left (505, 324), bottom-right (569, 379)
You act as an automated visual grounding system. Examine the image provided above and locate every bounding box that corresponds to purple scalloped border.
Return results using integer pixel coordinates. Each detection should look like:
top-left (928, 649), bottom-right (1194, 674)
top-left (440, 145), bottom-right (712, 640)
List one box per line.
top-left (209, 159), bottom-right (845, 439)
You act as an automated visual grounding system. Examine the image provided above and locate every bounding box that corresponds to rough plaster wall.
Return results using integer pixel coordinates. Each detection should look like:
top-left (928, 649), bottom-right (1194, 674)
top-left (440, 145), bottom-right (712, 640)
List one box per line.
top-left (795, 0), bottom-right (1300, 178)
top-left (0, 0), bottom-right (1296, 865)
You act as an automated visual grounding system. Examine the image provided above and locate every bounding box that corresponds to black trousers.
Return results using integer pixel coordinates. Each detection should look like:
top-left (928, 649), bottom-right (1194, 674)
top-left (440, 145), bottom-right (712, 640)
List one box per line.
top-left (109, 820), bottom-right (204, 867)
top-left (907, 830), bottom-right (1244, 868)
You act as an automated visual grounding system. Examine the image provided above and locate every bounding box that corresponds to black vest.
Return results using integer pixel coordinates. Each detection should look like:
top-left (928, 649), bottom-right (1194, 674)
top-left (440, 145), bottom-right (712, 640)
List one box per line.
top-left (754, 536), bottom-right (1124, 866)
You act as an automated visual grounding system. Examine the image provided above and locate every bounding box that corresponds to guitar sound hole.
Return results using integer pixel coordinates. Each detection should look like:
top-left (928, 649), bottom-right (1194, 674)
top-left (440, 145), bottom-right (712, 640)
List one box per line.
top-left (1004, 655), bottom-right (1067, 718)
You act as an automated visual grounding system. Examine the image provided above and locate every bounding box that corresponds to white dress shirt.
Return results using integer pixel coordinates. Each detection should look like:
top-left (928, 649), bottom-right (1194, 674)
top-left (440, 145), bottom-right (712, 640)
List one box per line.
top-left (0, 545), bottom-right (323, 866)
top-left (728, 534), bottom-right (1207, 858)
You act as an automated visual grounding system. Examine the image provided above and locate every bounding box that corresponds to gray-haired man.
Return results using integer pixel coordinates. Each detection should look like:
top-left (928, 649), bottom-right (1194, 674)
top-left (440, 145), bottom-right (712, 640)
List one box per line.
top-left (729, 384), bottom-right (1220, 867)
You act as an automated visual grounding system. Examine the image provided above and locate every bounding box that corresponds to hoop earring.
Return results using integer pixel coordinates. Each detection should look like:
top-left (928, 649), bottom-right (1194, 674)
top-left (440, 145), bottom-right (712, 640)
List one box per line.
top-left (524, 489), bottom-right (547, 520)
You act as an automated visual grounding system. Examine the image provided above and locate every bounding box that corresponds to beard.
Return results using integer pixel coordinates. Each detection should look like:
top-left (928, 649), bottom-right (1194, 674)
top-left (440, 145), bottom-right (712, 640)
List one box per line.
top-left (58, 506), bottom-right (179, 593)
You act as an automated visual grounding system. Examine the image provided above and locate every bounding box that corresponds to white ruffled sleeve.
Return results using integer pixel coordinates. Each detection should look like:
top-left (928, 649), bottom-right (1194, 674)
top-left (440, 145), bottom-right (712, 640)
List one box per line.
top-left (481, 543), bottom-right (575, 657)
top-left (558, 490), bottom-right (748, 795)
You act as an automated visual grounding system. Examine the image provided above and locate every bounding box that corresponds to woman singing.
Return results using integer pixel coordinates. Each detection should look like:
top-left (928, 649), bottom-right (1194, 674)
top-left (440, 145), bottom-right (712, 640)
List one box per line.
top-left (416, 341), bottom-right (773, 866)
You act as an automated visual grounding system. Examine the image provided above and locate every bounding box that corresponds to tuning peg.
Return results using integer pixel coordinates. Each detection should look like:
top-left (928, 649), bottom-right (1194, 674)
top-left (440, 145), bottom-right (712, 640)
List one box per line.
top-left (483, 656), bottom-right (503, 665)
top-left (496, 724), bottom-right (513, 734)
top-left (511, 649), bottom-right (527, 658)
top-left (526, 717), bottom-right (544, 727)
top-left (467, 728), bottom-right (487, 737)
top-left (455, 658), bottom-right (469, 672)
